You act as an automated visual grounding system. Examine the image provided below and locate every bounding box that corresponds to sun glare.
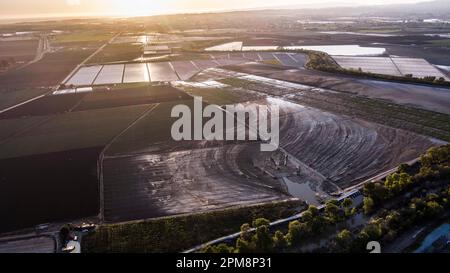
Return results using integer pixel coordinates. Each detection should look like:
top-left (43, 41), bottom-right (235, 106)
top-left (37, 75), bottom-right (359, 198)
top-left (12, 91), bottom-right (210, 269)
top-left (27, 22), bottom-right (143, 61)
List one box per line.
top-left (109, 1), bottom-right (170, 17)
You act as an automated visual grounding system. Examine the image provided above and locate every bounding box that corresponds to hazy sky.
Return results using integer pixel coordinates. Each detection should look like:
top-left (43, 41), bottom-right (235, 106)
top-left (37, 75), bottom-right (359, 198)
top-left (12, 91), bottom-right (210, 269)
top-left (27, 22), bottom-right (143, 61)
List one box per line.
top-left (0, 0), bottom-right (429, 18)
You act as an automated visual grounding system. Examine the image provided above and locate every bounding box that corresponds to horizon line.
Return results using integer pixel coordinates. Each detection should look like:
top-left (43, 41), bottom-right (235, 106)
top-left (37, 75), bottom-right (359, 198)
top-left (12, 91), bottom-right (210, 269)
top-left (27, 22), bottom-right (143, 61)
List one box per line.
top-left (0, 1), bottom-right (433, 24)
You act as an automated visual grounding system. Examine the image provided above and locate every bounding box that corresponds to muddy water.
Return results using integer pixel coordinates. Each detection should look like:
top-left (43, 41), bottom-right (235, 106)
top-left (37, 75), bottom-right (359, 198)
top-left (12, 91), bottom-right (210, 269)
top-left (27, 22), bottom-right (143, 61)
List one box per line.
top-left (282, 177), bottom-right (321, 206)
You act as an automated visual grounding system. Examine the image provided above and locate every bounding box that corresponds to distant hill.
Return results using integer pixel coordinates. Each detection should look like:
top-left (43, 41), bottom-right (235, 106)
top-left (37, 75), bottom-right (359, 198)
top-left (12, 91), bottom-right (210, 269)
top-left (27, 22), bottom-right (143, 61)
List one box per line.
top-left (272, 0), bottom-right (450, 19)
top-left (358, 0), bottom-right (450, 18)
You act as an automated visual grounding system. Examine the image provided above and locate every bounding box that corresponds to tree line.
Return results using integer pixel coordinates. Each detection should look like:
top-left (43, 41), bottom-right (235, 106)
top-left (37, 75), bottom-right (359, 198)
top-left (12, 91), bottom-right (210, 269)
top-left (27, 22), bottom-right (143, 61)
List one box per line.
top-left (203, 144), bottom-right (450, 253)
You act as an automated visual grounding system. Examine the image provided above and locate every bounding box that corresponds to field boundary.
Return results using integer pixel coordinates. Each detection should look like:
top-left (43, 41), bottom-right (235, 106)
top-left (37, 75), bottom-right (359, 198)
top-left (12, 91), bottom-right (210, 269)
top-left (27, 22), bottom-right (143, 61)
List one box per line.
top-left (97, 103), bottom-right (160, 222)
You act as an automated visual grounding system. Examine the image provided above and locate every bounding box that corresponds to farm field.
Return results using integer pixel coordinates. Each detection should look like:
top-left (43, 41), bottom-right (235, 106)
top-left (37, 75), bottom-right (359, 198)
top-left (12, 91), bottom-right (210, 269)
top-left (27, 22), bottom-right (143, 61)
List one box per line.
top-left (74, 85), bottom-right (191, 111)
top-left (147, 62), bottom-right (179, 82)
top-left (213, 58), bottom-right (244, 66)
top-left (226, 62), bottom-right (450, 115)
top-left (285, 45), bottom-right (386, 56)
top-left (103, 100), bottom-right (198, 156)
top-left (86, 43), bottom-right (143, 64)
top-left (0, 147), bottom-right (101, 233)
top-left (0, 84), bottom-right (190, 233)
top-left (242, 52), bottom-right (260, 60)
top-left (0, 39), bottom-right (39, 62)
top-left (258, 52), bottom-right (278, 61)
top-left (123, 63), bottom-right (150, 83)
top-left (333, 56), bottom-right (402, 76)
top-left (191, 60), bottom-right (220, 71)
top-left (173, 81), bottom-right (265, 105)
top-left (170, 61), bottom-right (200, 80)
top-left (0, 115), bottom-right (48, 142)
top-left (205, 41), bottom-right (243, 51)
top-left (102, 144), bottom-right (288, 222)
top-left (205, 41), bottom-right (386, 56)
top-left (0, 46), bottom-right (96, 112)
top-left (0, 88), bottom-right (51, 112)
top-left (333, 56), bottom-right (449, 79)
top-left (63, 52), bottom-right (307, 86)
top-left (65, 65), bottom-right (103, 86)
top-left (53, 31), bottom-right (113, 45)
top-left (272, 99), bottom-right (438, 188)
top-left (202, 67), bottom-right (450, 141)
top-left (242, 46), bottom-right (279, 51)
top-left (391, 57), bottom-right (449, 79)
top-left (111, 35), bottom-right (148, 44)
top-left (93, 64), bottom-right (124, 85)
top-left (0, 103), bottom-right (161, 232)
top-left (97, 92), bottom-right (438, 223)
top-left (1, 5), bottom-right (450, 253)
top-left (0, 104), bottom-right (152, 159)
top-left (0, 93), bottom-right (87, 119)
top-left (0, 49), bottom-right (95, 90)
top-left (273, 53), bottom-right (299, 67)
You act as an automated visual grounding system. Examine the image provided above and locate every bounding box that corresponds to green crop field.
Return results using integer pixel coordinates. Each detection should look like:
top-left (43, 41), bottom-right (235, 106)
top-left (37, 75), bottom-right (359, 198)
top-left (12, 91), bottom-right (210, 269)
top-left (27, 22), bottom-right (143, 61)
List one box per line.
top-left (54, 31), bottom-right (114, 44)
top-left (86, 44), bottom-right (143, 64)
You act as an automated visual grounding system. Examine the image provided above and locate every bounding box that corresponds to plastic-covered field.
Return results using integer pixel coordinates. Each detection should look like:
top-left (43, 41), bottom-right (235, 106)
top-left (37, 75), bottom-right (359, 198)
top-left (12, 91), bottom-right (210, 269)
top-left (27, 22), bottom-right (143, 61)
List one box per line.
top-left (242, 52), bottom-right (260, 61)
top-left (205, 41), bottom-right (243, 51)
top-left (123, 63), bottom-right (150, 83)
top-left (191, 60), bottom-right (220, 71)
top-left (170, 61), bottom-right (200, 80)
top-left (147, 62), bottom-right (179, 82)
top-left (94, 64), bottom-right (124, 85)
top-left (63, 52), bottom-right (309, 86)
top-left (391, 58), bottom-right (449, 79)
top-left (334, 56), bottom-right (449, 79)
top-left (333, 56), bottom-right (402, 76)
top-left (65, 65), bottom-right (102, 86)
top-left (214, 58), bottom-right (245, 66)
top-left (274, 53), bottom-right (301, 67)
top-left (284, 45), bottom-right (386, 56)
top-left (242, 46), bottom-right (278, 51)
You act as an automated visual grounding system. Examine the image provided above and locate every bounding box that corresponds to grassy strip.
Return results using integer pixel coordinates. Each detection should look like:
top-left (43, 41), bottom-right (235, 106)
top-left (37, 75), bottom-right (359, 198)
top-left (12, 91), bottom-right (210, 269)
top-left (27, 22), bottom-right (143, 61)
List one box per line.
top-left (82, 199), bottom-right (303, 253)
top-left (291, 91), bottom-right (450, 141)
